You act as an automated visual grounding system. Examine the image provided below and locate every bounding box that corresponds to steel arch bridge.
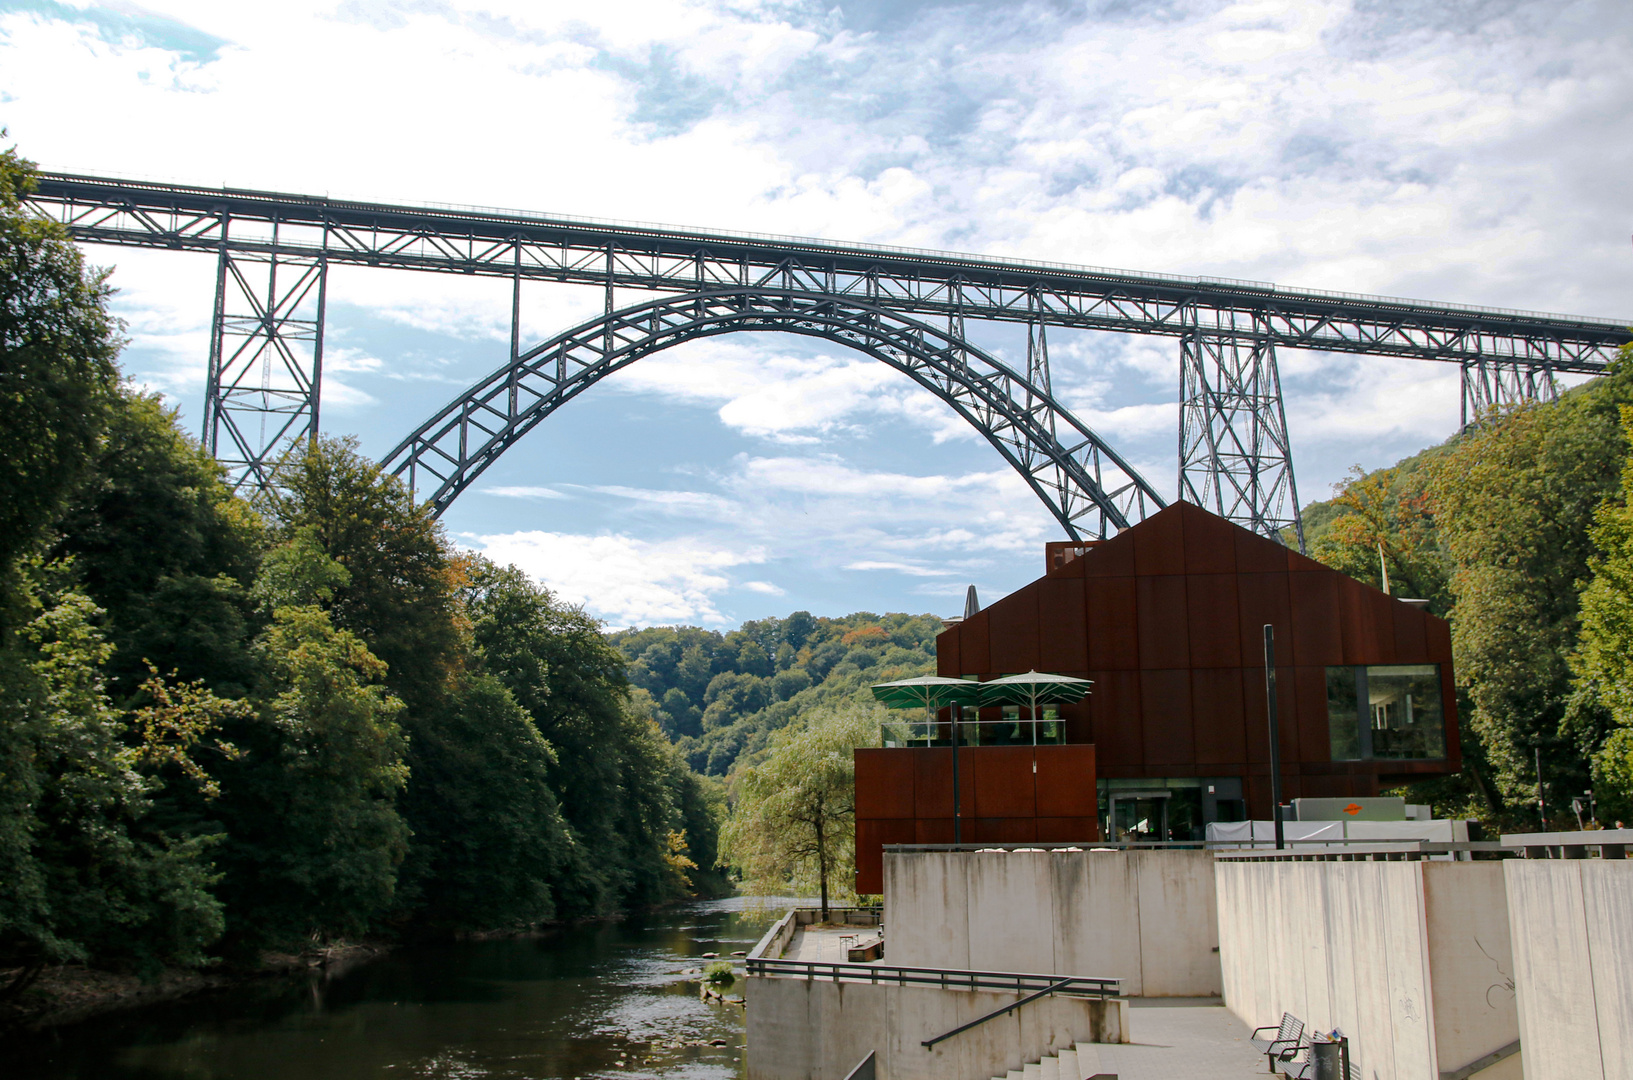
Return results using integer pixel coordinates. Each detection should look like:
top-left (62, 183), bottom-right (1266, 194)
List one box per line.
top-left (23, 171), bottom-right (1633, 547)
top-left (384, 288), bottom-right (1162, 539)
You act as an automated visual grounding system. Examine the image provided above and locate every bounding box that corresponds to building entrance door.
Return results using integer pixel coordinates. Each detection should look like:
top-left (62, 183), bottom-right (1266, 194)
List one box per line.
top-left (1108, 790), bottom-right (1170, 841)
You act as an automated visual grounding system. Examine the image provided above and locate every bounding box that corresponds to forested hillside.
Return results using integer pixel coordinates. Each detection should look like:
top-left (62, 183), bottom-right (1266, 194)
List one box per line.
top-left (0, 145), bottom-right (720, 991)
top-left (1302, 348), bottom-right (1633, 827)
top-left (610, 612), bottom-right (941, 775)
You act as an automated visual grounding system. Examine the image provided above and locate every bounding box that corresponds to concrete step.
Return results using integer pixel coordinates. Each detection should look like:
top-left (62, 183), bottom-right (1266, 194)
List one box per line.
top-left (1023, 1061), bottom-right (1042, 1080)
top-left (1055, 1048), bottom-right (1079, 1080)
top-left (1006, 1070), bottom-right (1024, 1080)
top-left (1038, 1053), bottom-right (1059, 1080)
top-left (1072, 1043), bottom-right (1101, 1080)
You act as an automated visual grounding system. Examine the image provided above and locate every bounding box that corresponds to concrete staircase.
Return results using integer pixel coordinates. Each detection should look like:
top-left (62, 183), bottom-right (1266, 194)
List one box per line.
top-left (990, 1041), bottom-right (1110, 1080)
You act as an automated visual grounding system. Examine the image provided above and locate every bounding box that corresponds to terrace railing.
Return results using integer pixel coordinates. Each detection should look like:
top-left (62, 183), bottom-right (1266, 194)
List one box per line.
top-left (744, 957), bottom-right (1120, 1000)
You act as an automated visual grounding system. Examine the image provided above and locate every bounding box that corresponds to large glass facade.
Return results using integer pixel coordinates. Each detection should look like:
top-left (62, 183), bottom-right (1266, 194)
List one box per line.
top-left (1326, 664), bottom-right (1446, 761)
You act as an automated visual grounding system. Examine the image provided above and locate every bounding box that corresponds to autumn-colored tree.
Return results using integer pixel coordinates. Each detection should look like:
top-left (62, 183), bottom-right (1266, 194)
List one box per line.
top-left (1310, 463), bottom-right (1451, 613)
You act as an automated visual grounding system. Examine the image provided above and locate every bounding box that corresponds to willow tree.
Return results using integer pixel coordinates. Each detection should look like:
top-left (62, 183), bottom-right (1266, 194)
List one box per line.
top-left (722, 702), bottom-right (881, 918)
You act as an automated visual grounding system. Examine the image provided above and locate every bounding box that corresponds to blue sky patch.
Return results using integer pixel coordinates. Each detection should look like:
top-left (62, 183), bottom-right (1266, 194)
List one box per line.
top-left (0, 1), bottom-right (228, 63)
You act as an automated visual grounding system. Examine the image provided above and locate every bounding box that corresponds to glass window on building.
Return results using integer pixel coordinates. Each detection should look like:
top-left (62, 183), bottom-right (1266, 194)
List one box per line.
top-left (1325, 664), bottom-right (1447, 761)
top-left (1327, 667), bottom-right (1362, 760)
top-left (1096, 778), bottom-right (1210, 842)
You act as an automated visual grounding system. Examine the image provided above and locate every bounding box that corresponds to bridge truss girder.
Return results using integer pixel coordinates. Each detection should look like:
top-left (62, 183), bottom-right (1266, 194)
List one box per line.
top-left (24, 173), bottom-right (1633, 535)
top-left (28, 174), bottom-right (1627, 370)
top-left (384, 289), bottom-right (1165, 541)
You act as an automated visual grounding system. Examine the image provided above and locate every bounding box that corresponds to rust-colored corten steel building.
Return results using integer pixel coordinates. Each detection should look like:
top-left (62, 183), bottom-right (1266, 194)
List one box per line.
top-left (854, 501), bottom-right (1459, 894)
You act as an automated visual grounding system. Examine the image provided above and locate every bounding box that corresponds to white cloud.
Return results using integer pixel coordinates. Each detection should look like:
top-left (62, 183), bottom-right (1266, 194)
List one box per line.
top-left (485, 485), bottom-right (570, 500)
top-left (465, 530), bottom-right (766, 627)
top-left (325, 346), bottom-right (383, 374)
top-left (572, 484), bottom-right (740, 516)
top-left (607, 337), bottom-right (970, 444)
top-left (320, 378), bottom-right (376, 412)
top-left (740, 580), bottom-right (786, 595)
top-left (845, 561), bottom-right (957, 577)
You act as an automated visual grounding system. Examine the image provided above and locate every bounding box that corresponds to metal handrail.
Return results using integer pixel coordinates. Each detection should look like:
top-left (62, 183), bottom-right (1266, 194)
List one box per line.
top-left (884, 841), bottom-right (1210, 852)
top-left (1215, 841), bottom-right (1511, 861)
top-left (922, 979), bottom-right (1074, 1048)
top-left (744, 958), bottom-right (1119, 999)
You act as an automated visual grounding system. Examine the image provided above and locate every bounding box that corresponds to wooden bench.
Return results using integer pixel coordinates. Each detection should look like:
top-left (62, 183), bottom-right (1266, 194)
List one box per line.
top-left (1250, 1013), bottom-right (1304, 1073)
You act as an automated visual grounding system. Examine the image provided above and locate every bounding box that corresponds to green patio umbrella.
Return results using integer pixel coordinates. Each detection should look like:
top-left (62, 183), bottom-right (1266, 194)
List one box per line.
top-left (869, 675), bottom-right (982, 712)
top-left (977, 671), bottom-right (1093, 743)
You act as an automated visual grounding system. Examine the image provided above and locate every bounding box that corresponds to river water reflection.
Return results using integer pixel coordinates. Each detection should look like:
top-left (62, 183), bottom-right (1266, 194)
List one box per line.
top-left (13, 896), bottom-right (798, 1080)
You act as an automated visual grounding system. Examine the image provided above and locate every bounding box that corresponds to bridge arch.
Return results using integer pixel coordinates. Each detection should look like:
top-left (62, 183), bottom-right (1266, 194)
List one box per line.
top-left (383, 289), bottom-right (1164, 540)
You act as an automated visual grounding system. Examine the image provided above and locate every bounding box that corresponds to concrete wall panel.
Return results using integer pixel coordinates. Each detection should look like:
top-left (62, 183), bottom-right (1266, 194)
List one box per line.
top-left (1583, 862), bottom-right (1633, 1080)
top-left (1133, 850), bottom-right (1221, 997)
top-left (887, 850), bottom-right (1220, 998)
top-left (885, 853), bottom-right (971, 971)
top-left (1505, 860), bottom-right (1602, 1080)
top-left (965, 851), bottom-right (1054, 975)
top-left (1422, 862), bottom-right (1519, 1078)
top-left (1052, 851), bottom-right (1142, 995)
top-left (746, 977), bottom-right (1119, 1080)
top-left (1217, 859), bottom-right (1517, 1080)
top-left (1505, 860), bottom-right (1633, 1080)
top-left (1378, 863), bottom-right (1434, 1080)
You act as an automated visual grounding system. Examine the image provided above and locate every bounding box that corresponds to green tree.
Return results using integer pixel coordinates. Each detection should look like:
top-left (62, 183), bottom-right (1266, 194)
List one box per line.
top-left (215, 538), bottom-right (409, 948)
top-left (396, 673), bottom-right (575, 929)
top-left (257, 436), bottom-right (464, 713)
top-left (1571, 391), bottom-right (1633, 822)
top-left (0, 142), bottom-right (121, 577)
top-left (721, 701), bottom-right (883, 918)
top-left (464, 559), bottom-right (690, 913)
top-left (53, 389), bottom-right (261, 698)
top-left (1428, 357), bottom-right (1633, 825)
top-left (1309, 463), bottom-right (1451, 613)
top-left (2, 574), bottom-right (225, 984)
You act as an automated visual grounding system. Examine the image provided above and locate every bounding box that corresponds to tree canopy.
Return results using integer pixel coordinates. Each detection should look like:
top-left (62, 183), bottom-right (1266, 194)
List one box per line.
top-left (1304, 346), bottom-right (1633, 827)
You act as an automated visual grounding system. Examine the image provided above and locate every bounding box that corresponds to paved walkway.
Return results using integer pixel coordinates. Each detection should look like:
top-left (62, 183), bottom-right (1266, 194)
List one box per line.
top-left (784, 926), bottom-right (881, 963)
top-left (1082, 999), bottom-right (1269, 1080)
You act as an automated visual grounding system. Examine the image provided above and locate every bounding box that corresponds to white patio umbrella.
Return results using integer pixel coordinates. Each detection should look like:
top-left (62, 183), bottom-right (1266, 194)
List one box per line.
top-left (977, 671), bottom-right (1093, 744)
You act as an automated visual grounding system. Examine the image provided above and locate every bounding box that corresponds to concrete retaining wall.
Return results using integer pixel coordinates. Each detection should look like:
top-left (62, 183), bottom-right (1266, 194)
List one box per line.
top-left (883, 849), bottom-right (1220, 997)
top-left (1215, 859), bottom-right (1520, 1080)
top-left (745, 976), bottom-right (1126, 1080)
top-left (1504, 859), bottom-right (1633, 1080)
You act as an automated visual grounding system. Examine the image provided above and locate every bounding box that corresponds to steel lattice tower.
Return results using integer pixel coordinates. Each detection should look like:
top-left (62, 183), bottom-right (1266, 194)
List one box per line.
top-left (1178, 307), bottom-right (1304, 551)
top-left (202, 231), bottom-right (328, 489)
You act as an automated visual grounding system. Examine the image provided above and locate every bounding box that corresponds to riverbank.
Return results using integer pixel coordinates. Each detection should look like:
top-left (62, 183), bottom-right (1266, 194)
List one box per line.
top-left (4, 896), bottom-right (781, 1080)
top-left (0, 942), bottom-right (386, 1034)
top-left (0, 889), bottom-right (744, 1035)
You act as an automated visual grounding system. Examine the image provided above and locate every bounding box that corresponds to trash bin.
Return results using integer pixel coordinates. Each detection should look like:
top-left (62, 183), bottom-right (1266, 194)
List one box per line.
top-left (1310, 1034), bottom-right (1345, 1080)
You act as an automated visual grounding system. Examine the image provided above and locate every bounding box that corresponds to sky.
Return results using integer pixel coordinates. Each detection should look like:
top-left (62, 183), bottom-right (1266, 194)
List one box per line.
top-left (3, 0), bottom-right (1630, 629)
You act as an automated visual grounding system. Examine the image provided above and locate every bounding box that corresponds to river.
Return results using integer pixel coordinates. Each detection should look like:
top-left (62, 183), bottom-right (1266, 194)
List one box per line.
top-left (10, 897), bottom-right (796, 1080)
